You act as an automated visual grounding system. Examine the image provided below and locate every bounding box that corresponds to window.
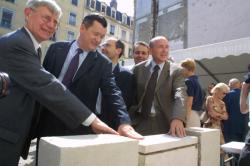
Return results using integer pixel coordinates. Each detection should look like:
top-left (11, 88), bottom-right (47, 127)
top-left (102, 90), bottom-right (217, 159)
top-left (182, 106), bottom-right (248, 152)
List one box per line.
top-left (71, 0), bottom-right (78, 6)
top-left (69, 12), bottom-right (76, 26)
top-left (128, 48), bottom-right (133, 58)
top-left (5, 0), bottom-right (15, 3)
top-left (110, 25), bottom-right (115, 35)
top-left (1, 8), bottom-right (14, 29)
top-left (130, 20), bottom-right (134, 27)
top-left (121, 30), bottom-right (127, 41)
top-left (122, 15), bottom-right (127, 24)
top-left (101, 4), bottom-right (106, 13)
top-left (90, 0), bottom-right (96, 9)
top-left (111, 8), bottom-right (116, 18)
top-left (67, 31), bottom-right (75, 41)
top-left (129, 33), bottom-right (133, 43)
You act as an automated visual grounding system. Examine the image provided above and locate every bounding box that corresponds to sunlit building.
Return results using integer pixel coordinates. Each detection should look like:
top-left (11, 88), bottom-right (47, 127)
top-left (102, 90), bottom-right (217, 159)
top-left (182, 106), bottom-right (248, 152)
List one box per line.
top-left (0, 0), bottom-right (134, 58)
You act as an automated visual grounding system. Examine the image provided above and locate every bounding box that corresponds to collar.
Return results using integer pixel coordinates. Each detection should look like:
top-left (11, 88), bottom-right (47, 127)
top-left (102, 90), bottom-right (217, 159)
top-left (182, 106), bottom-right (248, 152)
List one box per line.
top-left (72, 41), bottom-right (89, 55)
top-left (112, 63), bottom-right (118, 72)
top-left (24, 27), bottom-right (41, 51)
top-left (149, 59), bottom-right (165, 71)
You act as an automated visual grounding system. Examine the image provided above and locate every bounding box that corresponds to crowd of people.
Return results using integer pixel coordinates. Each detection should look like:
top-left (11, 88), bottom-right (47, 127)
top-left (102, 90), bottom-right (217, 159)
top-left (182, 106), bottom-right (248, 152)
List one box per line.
top-left (0, 0), bottom-right (249, 166)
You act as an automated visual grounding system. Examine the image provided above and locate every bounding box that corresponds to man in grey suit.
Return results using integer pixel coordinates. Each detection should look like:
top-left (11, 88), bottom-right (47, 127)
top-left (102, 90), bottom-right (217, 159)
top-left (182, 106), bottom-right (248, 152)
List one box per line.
top-left (131, 36), bottom-right (187, 137)
top-left (0, 1), bottom-right (117, 165)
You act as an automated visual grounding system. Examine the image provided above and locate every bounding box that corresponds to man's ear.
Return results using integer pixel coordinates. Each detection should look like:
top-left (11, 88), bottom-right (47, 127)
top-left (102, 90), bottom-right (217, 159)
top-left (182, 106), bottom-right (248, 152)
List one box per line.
top-left (149, 48), bottom-right (153, 55)
top-left (117, 48), bottom-right (122, 57)
top-left (24, 8), bottom-right (32, 19)
top-left (80, 24), bottom-right (87, 31)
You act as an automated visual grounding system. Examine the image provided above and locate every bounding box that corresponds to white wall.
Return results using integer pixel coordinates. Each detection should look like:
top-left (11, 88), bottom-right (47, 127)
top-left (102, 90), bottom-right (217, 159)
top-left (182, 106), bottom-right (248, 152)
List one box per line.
top-left (187, 0), bottom-right (250, 47)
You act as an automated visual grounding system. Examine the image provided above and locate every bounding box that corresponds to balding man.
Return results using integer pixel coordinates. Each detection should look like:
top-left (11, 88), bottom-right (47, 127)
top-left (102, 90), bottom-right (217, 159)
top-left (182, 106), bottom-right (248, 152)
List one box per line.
top-left (130, 36), bottom-right (187, 137)
top-left (100, 37), bottom-right (136, 128)
top-left (223, 78), bottom-right (249, 142)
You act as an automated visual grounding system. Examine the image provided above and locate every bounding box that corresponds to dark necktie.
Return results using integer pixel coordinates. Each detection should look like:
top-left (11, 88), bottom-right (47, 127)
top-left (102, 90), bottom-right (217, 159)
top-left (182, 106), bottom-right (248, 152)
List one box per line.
top-left (37, 47), bottom-right (42, 60)
top-left (62, 48), bottom-right (83, 87)
top-left (141, 65), bottom-right (160, 117)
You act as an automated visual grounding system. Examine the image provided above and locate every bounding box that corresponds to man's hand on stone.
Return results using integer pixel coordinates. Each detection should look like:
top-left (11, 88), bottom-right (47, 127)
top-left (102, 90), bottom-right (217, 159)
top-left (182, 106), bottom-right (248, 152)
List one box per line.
top-left (118, 124), bottom-right (144, 140)
top-left (168, 119), bottom-right (186, 138)
top-left (91, 117), bottom-right (119, 135)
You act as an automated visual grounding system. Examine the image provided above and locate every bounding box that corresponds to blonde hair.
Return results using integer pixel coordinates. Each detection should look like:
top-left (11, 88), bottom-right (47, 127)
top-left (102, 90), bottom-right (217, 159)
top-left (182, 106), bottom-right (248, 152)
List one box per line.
top-left (211, 83), bottom-right (230, 94)
top-left (180, 58), bottom-right (196, 72)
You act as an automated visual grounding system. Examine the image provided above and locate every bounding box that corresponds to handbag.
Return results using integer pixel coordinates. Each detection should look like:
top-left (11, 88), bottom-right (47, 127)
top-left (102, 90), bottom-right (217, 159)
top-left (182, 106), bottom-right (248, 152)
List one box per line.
top-left (200, 111), bottom-right (209, 123)
top-left (200, 111), bottom-right (212, 127)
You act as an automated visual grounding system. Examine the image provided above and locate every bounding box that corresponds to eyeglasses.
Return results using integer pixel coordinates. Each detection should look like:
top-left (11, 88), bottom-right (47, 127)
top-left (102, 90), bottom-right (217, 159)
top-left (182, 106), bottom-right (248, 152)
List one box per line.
top-left (31, 8), bottom-right (59, 28)
top-left (40, 15), bottom-right (59, 28)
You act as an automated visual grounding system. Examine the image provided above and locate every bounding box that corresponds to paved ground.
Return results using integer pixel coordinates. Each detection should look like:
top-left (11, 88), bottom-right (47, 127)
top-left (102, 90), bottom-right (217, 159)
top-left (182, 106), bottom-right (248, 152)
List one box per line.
top-left (18, 139), bottom-right (36, 166)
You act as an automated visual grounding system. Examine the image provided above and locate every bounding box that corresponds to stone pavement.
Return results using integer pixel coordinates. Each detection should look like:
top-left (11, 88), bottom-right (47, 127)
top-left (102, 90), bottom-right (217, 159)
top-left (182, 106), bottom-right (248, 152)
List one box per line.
top-left (18, 139), bottom-right (36, 166)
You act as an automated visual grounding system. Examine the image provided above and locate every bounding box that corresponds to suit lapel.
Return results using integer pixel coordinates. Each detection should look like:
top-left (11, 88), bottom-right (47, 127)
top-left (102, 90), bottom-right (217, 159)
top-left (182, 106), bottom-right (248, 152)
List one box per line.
top-left (142, 62), bottom-right (151, 87)
top-left (53, 42), bottom-right (72, 77)
top-left (21, 28), bottom-right (40, 61)
top-left (137, 62), bottom-right (151, 106)
top-left (155, 61), bottom-right (170, 91)
top-left (73, 51), bottom-right (98, 82)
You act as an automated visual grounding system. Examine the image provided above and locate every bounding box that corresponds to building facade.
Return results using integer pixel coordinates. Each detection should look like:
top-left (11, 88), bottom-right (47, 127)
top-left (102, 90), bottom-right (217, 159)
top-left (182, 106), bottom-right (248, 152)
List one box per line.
top-left (134, 0), bottom-right (250, 50)
top-left (85, 0), bottom-right (134, 58)
top-left (0, 0), bottom-right (134, 58)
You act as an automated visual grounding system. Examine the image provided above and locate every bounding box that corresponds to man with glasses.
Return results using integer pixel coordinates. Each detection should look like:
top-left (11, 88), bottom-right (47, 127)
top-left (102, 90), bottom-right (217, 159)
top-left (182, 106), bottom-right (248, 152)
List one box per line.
top-left (0, 1), bottom-right (117, 165)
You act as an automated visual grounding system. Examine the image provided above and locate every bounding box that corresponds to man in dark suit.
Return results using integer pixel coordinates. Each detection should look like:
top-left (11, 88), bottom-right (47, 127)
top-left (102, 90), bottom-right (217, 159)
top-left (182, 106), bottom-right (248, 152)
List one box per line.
top-left (0, 1), bottom-right (117, 165)
top-left (130, 36), bottom-right (187, 137)
top-left (37, 14), bottom-right (142, 139)
top-left (239, 77), bottom-right (250, 166)
top-left (100, 37), bottom-right (135, 128)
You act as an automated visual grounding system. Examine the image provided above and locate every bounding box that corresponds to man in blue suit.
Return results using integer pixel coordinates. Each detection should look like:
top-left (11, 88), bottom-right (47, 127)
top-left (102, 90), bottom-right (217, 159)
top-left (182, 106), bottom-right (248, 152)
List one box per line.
top-left (37, 14), bottom-right (142, 139)
top-left (100, 37), bottom-right (136, 128)
top-left (239, 77), bottom-right (250, 166)
top-left (0, 1), bottom-right (117, 165)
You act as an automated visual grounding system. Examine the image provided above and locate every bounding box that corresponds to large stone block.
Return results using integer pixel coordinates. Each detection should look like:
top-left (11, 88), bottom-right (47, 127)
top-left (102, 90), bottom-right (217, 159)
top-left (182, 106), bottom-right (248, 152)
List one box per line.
top-left (38, 134), bottom-right (138, 166)
top-left (138, 134), bottom-right (198, 166)
top-left (186, 127), bottom-right (220, 166)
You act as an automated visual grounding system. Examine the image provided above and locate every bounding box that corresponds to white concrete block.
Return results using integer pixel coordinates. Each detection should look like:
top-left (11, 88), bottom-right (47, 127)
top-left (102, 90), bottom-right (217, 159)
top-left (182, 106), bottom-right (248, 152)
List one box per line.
top-left (221, 141), bottom-right (245, 154)
top-left (38, 134), bottom-right (138, 166)
top-left (138, 134), bottom-right (198, 166)
top-left (186, 127), bottom-right (220, 166)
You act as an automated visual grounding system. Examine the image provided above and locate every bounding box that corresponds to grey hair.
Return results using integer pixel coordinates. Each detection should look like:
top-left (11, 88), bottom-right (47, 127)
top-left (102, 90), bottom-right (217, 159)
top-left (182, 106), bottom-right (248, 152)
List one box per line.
top-left (26, 0), bottom-right (62, 18)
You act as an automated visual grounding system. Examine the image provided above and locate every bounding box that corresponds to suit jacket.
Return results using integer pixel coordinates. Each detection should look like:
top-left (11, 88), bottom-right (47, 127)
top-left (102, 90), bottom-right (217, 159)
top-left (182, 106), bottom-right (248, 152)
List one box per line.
top-left (130, 60), bottom-right (186, 133)
top-left (0, 28), bottom-right (92, 165)
top-left (101, 64), bottom-right (135, 129)
top-left (37, 41), bottom-right (131, 136)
